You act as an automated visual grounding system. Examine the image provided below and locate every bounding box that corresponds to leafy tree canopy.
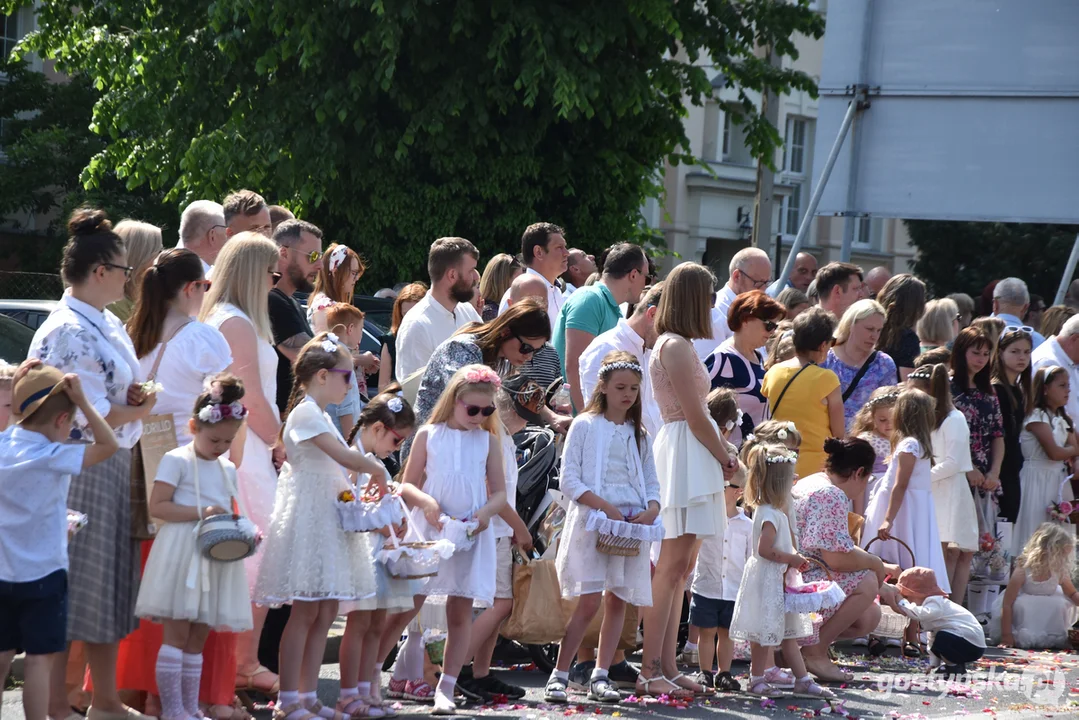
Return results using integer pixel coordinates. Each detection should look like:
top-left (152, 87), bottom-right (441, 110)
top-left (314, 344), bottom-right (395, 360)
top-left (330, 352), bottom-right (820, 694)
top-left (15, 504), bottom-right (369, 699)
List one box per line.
top-left (907, 220), bottom-right (1079, 306)
top-left (8, 0), bottom-right (823, 287)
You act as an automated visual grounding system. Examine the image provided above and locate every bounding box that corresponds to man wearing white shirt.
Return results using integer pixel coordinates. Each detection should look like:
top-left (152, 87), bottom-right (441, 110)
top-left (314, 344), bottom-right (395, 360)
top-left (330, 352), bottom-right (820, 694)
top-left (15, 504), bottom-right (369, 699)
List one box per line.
top-left (703, 247), bottom-right (772, 356)
top-left (579, 284), bottom-right (663, 438)
top-left (1032, 314), bottom-right (1079, 422)
top-left (176, 200), bottom-right (228, 278)
top-left (498, 222), bottom-right (569, 325)
top-left (395, 237), bottom-right (482, 379)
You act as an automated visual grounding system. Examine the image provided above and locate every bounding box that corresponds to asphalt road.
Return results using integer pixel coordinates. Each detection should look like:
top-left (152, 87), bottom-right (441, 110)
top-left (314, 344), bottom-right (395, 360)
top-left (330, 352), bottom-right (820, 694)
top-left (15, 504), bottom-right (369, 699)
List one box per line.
top-left (5, 645), bottom-right (1078, 720)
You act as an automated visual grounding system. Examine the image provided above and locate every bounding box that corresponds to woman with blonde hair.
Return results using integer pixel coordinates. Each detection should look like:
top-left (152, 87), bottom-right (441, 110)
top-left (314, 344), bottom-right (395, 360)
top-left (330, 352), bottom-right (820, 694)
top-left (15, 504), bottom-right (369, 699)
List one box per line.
top-left (306, 242), bottom-right (364, 331)
top-left (1040, 305), bottom-right (1077, 339)
top-left (198, 232), bottom-right (284, 702)
top-left (916, 298), bottom-right (960, 353)
top-left (636, 262), bottom-right (737, 699)
top-left (378, 281), bottom-right (428, 390)
top-left (824, 299), bottom-right (899, 429)
top-left (479, 253), bottom-right (522, 321)
top-left (108, 220), bottom-right (164, 321)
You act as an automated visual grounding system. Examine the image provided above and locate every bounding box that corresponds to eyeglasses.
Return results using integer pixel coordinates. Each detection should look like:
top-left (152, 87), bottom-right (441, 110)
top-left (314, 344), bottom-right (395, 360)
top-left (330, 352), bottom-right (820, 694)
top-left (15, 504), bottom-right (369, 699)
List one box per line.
top-left (388, 427), bottom-right (407, 448)
top-left (291, 247), bottom-right (323, 264)
top-left (191, 280), bottom-right (212, 292)
top-left (738, 269), bottom-right (770, 290)
top-left (269, 270), bottom-right (282, 283)
top-left (513, 334), bottom-right (537, 356)
top-left (100, 262), bottom-right (133, 278)
top-left (762, 320), bottom-right (779, 332)
top-left (458, 400), bottom-right (496, 417)
top-left (1000, 325), bottom-right (1034, 340)
top-left (328, 368), bottom-right (353, 384)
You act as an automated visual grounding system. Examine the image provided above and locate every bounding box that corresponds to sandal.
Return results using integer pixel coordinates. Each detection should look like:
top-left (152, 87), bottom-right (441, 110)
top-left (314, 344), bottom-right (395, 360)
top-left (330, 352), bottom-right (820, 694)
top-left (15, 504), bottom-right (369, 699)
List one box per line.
top-left (203, 701), bottom-right (253, 720)
top-left (670, 671), bottom-right (713, 695)
top-left (902, 641), bottom-right (922, 658)
top-left (236, 665), bottom-right (280, 710)
top-left (307, 701), bottom-right (347, 720)
top-left (792, 677), bottom-right (836, 699)
top-left (403, 680), bottom-right (435, 702)
top-left (272, 703), bottom-right (319, 720)
top-left (543, 676), bottom-right (568, 704)
top-left (634, 675), bottom-right (694, 700)
top-left (867, 637), bottom-right (888, 657)
top-left (360, 695), bottom-right (395, 719)
top-left (802, 656), bottom-right (853, 683)
top-left (335, 697), bottom-right (383, 719)
top-left (714, 672), bottom-right (742, 693)
top-left (746, 678), bottom-right (780, 697)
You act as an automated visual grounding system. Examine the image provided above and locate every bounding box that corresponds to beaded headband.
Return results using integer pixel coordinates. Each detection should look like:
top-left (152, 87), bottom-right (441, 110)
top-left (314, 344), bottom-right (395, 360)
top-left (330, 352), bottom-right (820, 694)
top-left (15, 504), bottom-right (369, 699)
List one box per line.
top-left (599, 360), bottom-right (643, 377)
top-left (865, 390), bottom-right (901, 408)
top-left (909, 367), bottom-right (934, 380)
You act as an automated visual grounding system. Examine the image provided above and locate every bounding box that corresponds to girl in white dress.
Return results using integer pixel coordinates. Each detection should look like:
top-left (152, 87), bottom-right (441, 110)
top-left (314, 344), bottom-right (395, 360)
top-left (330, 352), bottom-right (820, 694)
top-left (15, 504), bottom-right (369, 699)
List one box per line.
top-left (254, 333), bottom-right (391, 720)
top-left (850, 386), bottom-right (899, 515)
top-left (729, 443), bottom-right (833, 698)
top-left (135, 374), bottom-right (254, 720)
top-left (1011, 366), bottom-right (1079, 557)
top-left (399, 364), bottom-right (507, 715)
top-left (990, 523), bottom-right (1079, 648)
top-left (545, 352), bottom-right (662, 705)
top-left (908, 364), bottom-right (978, 604)
top-left (863, 389), bottom-right (950, 596)
top-left (336, 386), bottom-right (418, 719)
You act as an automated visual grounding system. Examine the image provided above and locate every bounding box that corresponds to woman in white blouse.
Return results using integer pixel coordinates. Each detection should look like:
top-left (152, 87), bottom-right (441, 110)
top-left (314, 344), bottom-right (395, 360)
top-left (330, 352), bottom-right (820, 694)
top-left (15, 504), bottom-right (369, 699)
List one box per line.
top-left (31, 208), bottom-right (158, 720)
top-left (198, 233), bottom-right (284, 700)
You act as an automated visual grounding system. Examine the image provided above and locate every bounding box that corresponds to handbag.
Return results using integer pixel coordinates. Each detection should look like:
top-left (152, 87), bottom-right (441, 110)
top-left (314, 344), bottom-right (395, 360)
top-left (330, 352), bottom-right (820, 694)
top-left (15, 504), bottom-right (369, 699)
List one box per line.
top-left (842, 351), bottom-right (878, 403)
top-left (769, 363), bottom-right (813, 417)
top-left (130, 322), bottom-right (190, 540)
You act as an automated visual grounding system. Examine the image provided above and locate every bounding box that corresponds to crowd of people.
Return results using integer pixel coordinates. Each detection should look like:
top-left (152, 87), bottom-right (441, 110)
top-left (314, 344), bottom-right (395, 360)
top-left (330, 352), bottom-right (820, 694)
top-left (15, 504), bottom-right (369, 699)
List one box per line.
top-left (2, 198), bottom-right (1079, 720)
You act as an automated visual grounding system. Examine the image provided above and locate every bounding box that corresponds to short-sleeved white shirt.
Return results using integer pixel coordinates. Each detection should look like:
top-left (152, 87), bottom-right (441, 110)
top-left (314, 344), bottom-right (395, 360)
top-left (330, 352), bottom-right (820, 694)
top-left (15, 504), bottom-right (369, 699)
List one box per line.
top-left (155, 444), bottom-right (238, 512)
top-left (0, 426), bottom-right (86, 582)
top-left (691, 508), bottom-right (752, 601)
top-left (395, 291), bottom-right (482, 379)
top-left (578, 319), bottom-right (661, 440)
top-left (497, 267), bottom-right (565, 332)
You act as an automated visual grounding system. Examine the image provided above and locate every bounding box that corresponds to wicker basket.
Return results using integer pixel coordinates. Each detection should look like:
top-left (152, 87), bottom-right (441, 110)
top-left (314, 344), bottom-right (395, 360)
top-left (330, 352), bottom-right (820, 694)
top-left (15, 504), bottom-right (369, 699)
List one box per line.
top-left (865, 535), bottom-right (916, 639)
top-left (383, 541), bottom-right (446, 579)
top-left (587, 510), bottom-right (664, 558)
top-left (597, 533), bottom-right (642, 557)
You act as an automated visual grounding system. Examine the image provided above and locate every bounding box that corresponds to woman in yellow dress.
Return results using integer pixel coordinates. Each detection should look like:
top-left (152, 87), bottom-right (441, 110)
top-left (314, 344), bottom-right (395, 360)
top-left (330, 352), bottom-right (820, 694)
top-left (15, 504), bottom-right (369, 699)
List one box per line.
top-left (762, 307), bottom-right (846, 479)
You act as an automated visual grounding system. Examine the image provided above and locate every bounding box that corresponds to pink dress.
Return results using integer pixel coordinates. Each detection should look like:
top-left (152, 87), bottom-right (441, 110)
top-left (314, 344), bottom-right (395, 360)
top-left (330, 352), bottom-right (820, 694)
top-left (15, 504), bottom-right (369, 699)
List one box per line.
top-left (791, 473), bottom-right (873, 646)
top-left (648, 333), bottom-right (726, 539)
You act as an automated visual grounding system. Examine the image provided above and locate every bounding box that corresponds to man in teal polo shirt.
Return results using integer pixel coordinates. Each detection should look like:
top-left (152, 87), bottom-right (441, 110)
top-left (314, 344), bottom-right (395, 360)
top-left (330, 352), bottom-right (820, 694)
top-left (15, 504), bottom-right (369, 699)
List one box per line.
top-left (553, 242), bottom-right (650, 412)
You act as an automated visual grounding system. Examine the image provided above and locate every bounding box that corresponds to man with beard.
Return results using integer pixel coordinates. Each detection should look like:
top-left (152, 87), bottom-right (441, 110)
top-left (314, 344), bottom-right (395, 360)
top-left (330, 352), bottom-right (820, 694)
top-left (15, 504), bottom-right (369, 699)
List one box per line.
top-left (269, 218), bottom-right (325, 412)
top-left (395, 236), bottom-right (482, 379)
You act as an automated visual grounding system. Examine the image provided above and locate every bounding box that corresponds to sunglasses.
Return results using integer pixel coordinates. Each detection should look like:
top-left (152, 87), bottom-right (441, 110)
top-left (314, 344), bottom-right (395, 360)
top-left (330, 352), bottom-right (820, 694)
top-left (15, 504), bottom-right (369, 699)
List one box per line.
top-left (388, 427), bottom-right (406, 448)
top-left (1000, 325), bottom-right (1034, 340)
top-left (291, 247), bottom-right (323, 264)
top-left (513, 334), bottom-right (537, 356)
top-left (191, 280), bottom-right (212, 292)
top-left (101, 262), bottom-right (134, 278)
top-left (762, 319), bottom-right (779, 332)
top-left (269, 270), bottom-right (282, 283)
top-left (328, 368), bottom-right (353, 384)
top-left (458, 400), bottom-right (496, 417)
top-left (726, 482), bottom-right (743, 490)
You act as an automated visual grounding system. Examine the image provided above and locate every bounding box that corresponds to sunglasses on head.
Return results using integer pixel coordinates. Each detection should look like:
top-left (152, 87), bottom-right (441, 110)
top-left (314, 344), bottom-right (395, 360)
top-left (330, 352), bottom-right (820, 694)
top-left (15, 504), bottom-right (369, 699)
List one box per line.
top-left (328, 368), bottom-right (353, 384)
top-left (458, 400), bottom-right (496, 417)
top-left (513, 334), bottom-right (537, 355)
top-left (1000, 325), bottom-right (1034, 340)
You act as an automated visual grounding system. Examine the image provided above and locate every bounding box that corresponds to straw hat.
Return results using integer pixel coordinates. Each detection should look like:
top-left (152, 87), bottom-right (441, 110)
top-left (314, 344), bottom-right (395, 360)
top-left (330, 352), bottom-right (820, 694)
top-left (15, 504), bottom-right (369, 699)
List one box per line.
top-left (12, 364), bottom-right (66, 422)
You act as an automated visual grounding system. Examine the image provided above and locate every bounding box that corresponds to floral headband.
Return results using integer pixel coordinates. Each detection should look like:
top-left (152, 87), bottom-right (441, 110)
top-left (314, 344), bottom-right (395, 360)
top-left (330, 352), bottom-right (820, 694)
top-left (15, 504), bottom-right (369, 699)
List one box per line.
top-left (198, 401), bottom-right (247, 424)
top-left (327, 245), bottom-right (350, 273)
top-left (462, 365), bottom-right (502, 387)
top-left (766, 449), bottom-right (798, 464)
top-left (599, 360), bottom-right (643, 377)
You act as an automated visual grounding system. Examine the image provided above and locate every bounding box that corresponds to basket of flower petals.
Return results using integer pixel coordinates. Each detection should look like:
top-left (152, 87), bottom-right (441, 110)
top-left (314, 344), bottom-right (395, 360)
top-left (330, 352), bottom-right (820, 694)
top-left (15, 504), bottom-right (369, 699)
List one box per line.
top-left (335, 486), bottom-right (404, 532)
top-left (784, 558), bottom-right (847, 614)
top-left (585, 508), bottom-right (665, 558)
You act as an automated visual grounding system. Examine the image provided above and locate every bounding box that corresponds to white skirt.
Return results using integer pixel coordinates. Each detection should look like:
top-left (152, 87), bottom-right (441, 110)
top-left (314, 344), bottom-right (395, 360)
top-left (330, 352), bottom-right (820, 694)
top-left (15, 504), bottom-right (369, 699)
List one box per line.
top-left (932, 472), bottom-right (980, 552)
top-left (410, 508), bottom-right (497, 608)
top-left (1012, 462), bottom-right (1072, 557)
top-left (987, 586), bottom-right (1079, 648)
top-left (135, 521), bottom-right (253, 631)
top-left (653, 419), bottom-right (726, 539)
top-left (555, 503), bottom-right (654, 606)
top-left (233, 431), bottom-right (277, 597)
top-left (339, 533), bottom-right (419, 614)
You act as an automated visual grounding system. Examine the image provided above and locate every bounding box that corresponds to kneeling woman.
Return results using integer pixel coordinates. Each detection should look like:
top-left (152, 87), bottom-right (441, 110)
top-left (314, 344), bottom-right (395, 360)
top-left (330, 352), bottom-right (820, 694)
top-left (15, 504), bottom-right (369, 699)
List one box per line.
top-left (545, 352), bottom-right (662, 704)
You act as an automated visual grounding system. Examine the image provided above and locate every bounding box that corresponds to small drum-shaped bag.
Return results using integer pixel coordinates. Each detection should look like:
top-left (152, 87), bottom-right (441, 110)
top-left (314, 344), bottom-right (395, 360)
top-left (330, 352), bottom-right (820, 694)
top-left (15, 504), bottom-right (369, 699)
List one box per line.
top-left (188, 444), bottom-right (261, 563)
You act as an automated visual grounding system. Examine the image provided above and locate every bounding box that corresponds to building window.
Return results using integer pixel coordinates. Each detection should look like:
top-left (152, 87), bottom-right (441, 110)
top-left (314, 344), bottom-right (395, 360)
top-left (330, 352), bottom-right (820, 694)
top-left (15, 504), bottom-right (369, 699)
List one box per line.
top-left (2, 13), bottom-right (18, 59)
top-left (783, 117), bottom-right (807, 174)
top-left (783, 183), bottom-right (802, 236)
top-left (853, 217), bottom-right (883, 250)
top-left (722, 113), bottom-right (731, 158)
top-left (702, 100), bottom-right (720, 161)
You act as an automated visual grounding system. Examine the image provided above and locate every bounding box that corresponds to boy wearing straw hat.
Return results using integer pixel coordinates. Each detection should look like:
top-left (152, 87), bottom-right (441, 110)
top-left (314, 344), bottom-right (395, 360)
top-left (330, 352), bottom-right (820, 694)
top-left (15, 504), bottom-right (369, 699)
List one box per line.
top-left (883, 567), bottom-right (986, 678)
top-left (0, 360), bottom-right (119, 720)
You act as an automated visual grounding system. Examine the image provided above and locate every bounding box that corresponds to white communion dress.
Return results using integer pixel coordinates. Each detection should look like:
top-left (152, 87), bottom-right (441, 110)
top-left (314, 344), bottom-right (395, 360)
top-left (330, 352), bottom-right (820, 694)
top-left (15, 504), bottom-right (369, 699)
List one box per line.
top-left (987, 571), bottom-right (1079, 649)
top-left (1012, 409), bottom-right (1074, 558)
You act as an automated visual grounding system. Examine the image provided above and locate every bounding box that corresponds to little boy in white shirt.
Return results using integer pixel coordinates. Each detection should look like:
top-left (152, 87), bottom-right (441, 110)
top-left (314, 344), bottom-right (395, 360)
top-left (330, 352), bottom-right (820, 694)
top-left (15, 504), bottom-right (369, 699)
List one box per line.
top-left (0, 361), bottom-right (118, 720)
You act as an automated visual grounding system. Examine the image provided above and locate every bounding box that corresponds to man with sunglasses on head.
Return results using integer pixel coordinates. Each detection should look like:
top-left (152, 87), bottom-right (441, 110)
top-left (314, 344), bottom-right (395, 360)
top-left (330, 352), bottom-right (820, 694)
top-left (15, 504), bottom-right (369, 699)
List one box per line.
top-left (553, 242), bottom-right (649, 413)
top-left (992, 277), bottom-right (1045, 349)
top-left (711, 247), bottom-right (773, 351)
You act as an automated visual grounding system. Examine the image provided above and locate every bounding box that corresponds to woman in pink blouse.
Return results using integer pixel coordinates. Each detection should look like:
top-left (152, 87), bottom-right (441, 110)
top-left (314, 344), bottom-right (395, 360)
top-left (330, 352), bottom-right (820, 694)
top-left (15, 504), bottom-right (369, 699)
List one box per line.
top-left (791, 438), bottom-right (900, 682)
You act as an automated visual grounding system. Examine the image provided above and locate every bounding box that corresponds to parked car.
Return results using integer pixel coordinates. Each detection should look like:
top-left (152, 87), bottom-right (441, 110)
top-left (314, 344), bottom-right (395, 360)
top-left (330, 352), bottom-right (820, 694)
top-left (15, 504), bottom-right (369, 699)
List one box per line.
top-left (0, 299), bottom-right (58, 331)
top-left (0, 314), bottom-right (35, 364)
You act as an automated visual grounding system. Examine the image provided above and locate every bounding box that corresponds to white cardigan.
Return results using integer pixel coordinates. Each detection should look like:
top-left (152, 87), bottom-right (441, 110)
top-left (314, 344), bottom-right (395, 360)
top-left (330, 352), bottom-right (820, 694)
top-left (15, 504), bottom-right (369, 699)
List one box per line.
top-left (930, 409), bottom-right (974, 484)
top-left (560, 413), bottom-right (661, 508)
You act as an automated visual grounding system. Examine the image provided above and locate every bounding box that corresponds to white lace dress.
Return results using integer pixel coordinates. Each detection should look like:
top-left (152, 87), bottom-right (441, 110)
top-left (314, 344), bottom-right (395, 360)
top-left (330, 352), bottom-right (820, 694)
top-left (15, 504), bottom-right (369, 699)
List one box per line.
top-left (1012, 410), bottom-right (1073, 557)
top-left (863, 436), bottom-right (950, 594)
top-left (555, 415), bottom-right (661, 606)
top-left (205, 302), bottom-right (278, 594)
top-left (729, 504), bottom-right (812, 646)
top-left (411, 424), bottom-right (497, 607)
top-left (254, 397), bottom-right (376, 605)
top-left (987, 571), bottom-right (1079, 648)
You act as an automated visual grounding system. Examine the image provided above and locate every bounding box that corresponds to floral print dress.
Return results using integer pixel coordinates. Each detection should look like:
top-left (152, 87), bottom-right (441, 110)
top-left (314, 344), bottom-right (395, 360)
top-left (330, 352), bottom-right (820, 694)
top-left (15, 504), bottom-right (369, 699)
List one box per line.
top-left (951, 379), bottom-right (1005, 531)
top-left (791, 473), bottom-right (873, 646)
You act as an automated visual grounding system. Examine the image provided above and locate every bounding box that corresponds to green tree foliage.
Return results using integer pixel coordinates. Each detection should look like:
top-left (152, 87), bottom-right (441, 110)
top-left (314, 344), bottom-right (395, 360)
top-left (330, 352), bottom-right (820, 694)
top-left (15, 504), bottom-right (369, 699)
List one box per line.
top-left (8, 0), bottom-right (823, 287)
top-left (0, 58), bottom-right (172, 273)
top-left (907, 220), bottom-right (1079, 305)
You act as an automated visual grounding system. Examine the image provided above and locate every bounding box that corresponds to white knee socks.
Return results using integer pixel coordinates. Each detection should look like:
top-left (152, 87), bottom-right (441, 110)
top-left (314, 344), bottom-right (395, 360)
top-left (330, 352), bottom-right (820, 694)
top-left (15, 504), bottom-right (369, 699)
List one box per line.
top-left (180, 652), bottom-right (203, 717)
top-left (155, 645), bottom-right (186, 720)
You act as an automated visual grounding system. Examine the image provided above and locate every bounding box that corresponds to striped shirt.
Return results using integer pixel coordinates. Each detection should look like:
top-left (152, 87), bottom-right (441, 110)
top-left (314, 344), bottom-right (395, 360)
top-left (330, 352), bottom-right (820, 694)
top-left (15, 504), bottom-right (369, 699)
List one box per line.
top-left (518, 343), bottom-right (563, 393)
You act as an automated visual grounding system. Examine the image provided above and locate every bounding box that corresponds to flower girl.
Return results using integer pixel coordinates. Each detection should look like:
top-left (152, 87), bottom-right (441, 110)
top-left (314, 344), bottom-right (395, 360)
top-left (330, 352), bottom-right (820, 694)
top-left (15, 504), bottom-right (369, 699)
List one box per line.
top-left (729, 443), bottom-right (833, 698)
top-left (544, 352), bottom-right (662, 705)
top-left (399, 364), bottom-right (507, 715)
top-left (135, 374), bottom-right (254, 720)
top-left (254, 333), bottom-right (390, 720)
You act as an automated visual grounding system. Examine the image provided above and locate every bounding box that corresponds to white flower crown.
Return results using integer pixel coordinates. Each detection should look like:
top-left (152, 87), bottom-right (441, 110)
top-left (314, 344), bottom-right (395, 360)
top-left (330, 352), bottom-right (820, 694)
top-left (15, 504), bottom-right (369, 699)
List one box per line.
top-left (197, 401), bottom-right (248, 423)
top-left (599, 360), bottom-right (643, 377)
top-left (766, 450), bottom-right (798, 464)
